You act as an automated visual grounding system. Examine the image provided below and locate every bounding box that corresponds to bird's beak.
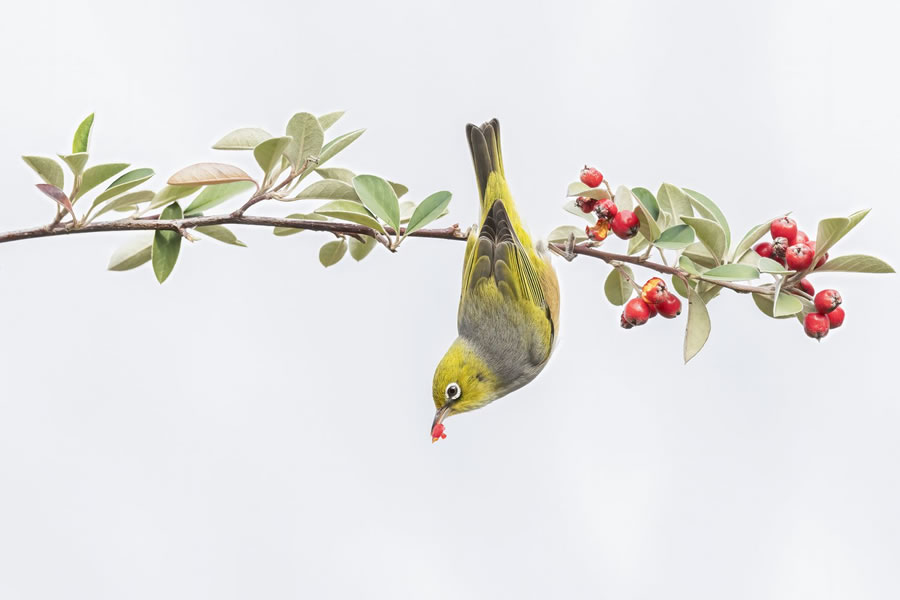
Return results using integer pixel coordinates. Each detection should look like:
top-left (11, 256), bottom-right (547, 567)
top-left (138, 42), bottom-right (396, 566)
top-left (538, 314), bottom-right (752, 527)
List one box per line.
top-left (431, 404), bottom-right (452, 442)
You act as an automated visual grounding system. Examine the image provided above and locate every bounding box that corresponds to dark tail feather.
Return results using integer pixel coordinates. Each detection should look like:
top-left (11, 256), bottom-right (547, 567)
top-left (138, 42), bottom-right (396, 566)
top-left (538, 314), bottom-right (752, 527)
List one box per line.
top-left (466, 118), bottom-right (504, 202)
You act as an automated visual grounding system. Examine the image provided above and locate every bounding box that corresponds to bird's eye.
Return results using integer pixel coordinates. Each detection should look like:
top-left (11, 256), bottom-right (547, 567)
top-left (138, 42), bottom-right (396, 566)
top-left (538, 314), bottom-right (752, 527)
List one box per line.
top-left (445, 383), bottom-right (461, 401)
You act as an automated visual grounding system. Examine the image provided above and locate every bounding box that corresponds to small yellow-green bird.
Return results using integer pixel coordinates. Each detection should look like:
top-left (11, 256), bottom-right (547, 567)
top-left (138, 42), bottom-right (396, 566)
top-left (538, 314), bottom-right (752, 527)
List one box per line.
top-left (431, 119), bottom-right (560, 440)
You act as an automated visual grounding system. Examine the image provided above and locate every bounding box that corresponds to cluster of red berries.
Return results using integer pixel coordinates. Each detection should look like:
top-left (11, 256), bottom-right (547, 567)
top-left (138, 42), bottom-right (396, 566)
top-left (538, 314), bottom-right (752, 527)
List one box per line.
top-left (754, 216), bottom-right (828, 271)
top-left (576, 166), bottom-right (640, 242)
top-left (803, 289), bottom-right (845, 340)
top-left (621, 277), bottom-right (682, 329)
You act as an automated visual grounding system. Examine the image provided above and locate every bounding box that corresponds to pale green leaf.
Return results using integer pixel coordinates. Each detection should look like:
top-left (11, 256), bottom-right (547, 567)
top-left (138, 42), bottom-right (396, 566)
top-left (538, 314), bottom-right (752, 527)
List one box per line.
top-left (654, 224), bottom-right (695, 249)
top-left (151, 202), bottom-right (183, 283)
top-left (678, 255), bottom-right (702, 275)
top-left (59, 152), bottom-right (89, 176)
top-left (315, 167), bottom-right (355, 183)
top-left (813, 216), bottom-right (851, 261)
top-left (319, 239), bottom-right (347, 267)
top-left (183, 181), bottom-right (256, 216)
top-left (683, 188), bottom-right (730, 248)
top-left (318, 111), bottom-right (344, 131)
top-left (702, 264), bottom-right (760, 281)
top-left (404, 191), bottom-right (452, 237)
top-left (212, 127), bottom-right (272, 150)
top-left (400, 201), bottom-right (417, 223)
top-left (22, 156), bottom-right (64, 189)
top-left (349, 236), bottom-right (377, 261)
top-left (93, 168), bottom-right (154, 204)
top-left (352, 174), bottom-right (400, 230)
top-left (813, 254), bottom-right (895, 274)
top-left (290, 179), bottom-right (359, 201)
top-left (633, 204), bottom-right (661, 242)
top-left (94, 190), bottom-right (155, 219)
top-left (285, 112), bottom-right (324, 168)
top-left (684, 286), bottom-right (711, 363)
top-left (628, 233), bottom-right (650, 255)
top-left (196, 225), bottom-right (246, 247)
top-left (731, 218), bottom-right (778, 262)
top-left (604, 267), bottom-right (634, 305)
top-left (108, 233), bottom-right (153, 271)
top-left (683, 216), bottom-right (727, 262)
top-left (774, 292), bottom-right (804, 317)
top-left (631, 187), bottom-right (660, 221)
top-left (683, 242), bottom-right (719, 269)
top-left (318, 129), bottom-right (365, 166)
top-left (254, 136), bottom-right (292, 177)
top-left (657, 183), bottom-right (693, 223)
top-left (757, 256), bottom-right (793, 274)
top-left (389, 181), bottom-right (409, 199)
top-left (566, 181), bottom-right (611, 201)
top-left (547, 225), bottom-right (588, 244)
top-left (672, 274), bottom-right (694, 298)
top-left (563, 199), bottom-right (598, 223)
top-left (75, 163), bottom-right (129, 200)
top-left (168, 163), bottom-right (254, 186)
top-left (614, 185), bottom-right (633, 211)
top-left (148, 185), bottom-right (202, 211)
top-left (72, 113), bottom-right (95, 153)
top-left (315, 200), bottom-right (385, 234)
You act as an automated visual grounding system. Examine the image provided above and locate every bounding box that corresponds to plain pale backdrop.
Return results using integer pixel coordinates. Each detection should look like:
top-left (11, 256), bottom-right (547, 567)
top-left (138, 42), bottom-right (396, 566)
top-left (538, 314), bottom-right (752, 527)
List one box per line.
top-left (1, 1), bottom-right (899, 599)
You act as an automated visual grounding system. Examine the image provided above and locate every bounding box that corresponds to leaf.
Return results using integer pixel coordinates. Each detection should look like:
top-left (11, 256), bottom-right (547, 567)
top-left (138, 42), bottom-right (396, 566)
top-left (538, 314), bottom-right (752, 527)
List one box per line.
top-left (633, 204), bottom-right (661, 242)
top-left (812, 216), bottom-right (851, 261)
top-left (683, 286), bottom-right (711, 364)
top-left (654, 224), bottom-right (695, 249)
top-left (614, 185), bottom-right (634, 211)
top-left (108, 233), bottom-right (154, 271)
top-left (72, 113), bottom-right (95, 153)
top-left (290, 179), bottom-right (359, 201)
top-left (151, 202), bottom-right (183, 283)
top-left (671, 274), bottom-right (695, 298)
top-left (563, 199), bottom-right (598, 223)
top-left (59, 152), bottom-right (89, 176)
top-left (318, 111), bottom-right (345, 131)
top-left (94, 190), bottom-right (155, 219)
top-left (22, 156), bottom-right (64, 189)
top-left (631, 187), bottom-right (660, 221)
top-left (404, 191), bottom-right (452, 237)
top-left (400, 201), bottom-right (417, 223)
top-left (566, 181), bottom-right (611, 201)
top-left (657, 183), bottom-right (693, 223)
top-left (628, 234), bottom-right (650, 255)
top-left (315, 200), bottom-right (385, 233)
top-left (547, 225), bottom-right (588, 244)
top-left (814, 254), bottom-right (895, 274)
top-left (683, 188), bottom-right (730, 248)
top-left (315, 167), bottom-right (355, 183)
top-left (93, 168), bottom-right (155, 204)
top-left (212, 127), bottom-right (272, 150)
top-left (273, 212), bottom-right (326, 236)
top-left (318, 129), bottom-right (365, 166)
top-left (352, 174), bottom-right (400, 231)
top-left (284, 112), bottom-right (324, 168)
top-left (731, 218), bottom-right (778, 262)
top-left (699, 281), bottom-right (722, 304)
top-left (390, 181), bottom-right (409, 199)
top-left (774, 292), bottom-right (804, 317)
top-left (831, 209), bottom-right (871, 248)
top-left (75, 163), bottom-right (129, 200)
top-left (702, 264), bottom-right (760, 281)
top-left (757, 256), bottom-right (793, 274)
top-left (183, 181), bottom-right (255, 216)
top-left (196, 225), bottom-right (246, 247)
top-left (147, 184), bottom-right (202, 211)
top-left (682, 216), bottom-right (727, 262)
top-left (35, 184), bottom-right (74, 216)
top-left (678, 255), bottom-right (703, 276)
top-left (168, 163), bottom-right (255, 187)
top-left (319, 239), bottom-right (347, 267)
top-left (349, 236), bottom-right (377, 261)
top-left (253, 136), bottom-right (292, 177)
top-left (683, 242), bottom-right (719, 269)
top-left (604, 267), bottom-right (634, 305)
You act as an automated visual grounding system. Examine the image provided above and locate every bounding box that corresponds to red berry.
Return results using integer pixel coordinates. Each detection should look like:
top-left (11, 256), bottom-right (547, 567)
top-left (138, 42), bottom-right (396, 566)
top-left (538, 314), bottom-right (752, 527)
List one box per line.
top-left (611, 210), bottom-right (640, 239)
top-left (816, 252), bottom-right (828, 269)
top-left (814, 289), bottom-right (842, 314)
top-left (804, 312), bottom-right (830, 340)
top-left (754, 242), bottom-right (773, 258)
top-left (771, 236), bottom-right (789, 260)
top-left (580, 166), bottom-right (603, 188)
top-left (798, 278), bottom-right (815, 296)
top-left (785, 243), bottom-right (814, 270)
top-left (585, 220), bottom-right (610, 242)
top-left (657, 294), bottom-right (682, 318)
top-left (646, 302), bottom-right (659, 318)
top-left (431, 423), bottom-right (447, 443)
top-left (827, 306), bottom-right (845, 329)
top-left (771, 217), bottom-right (798, 244)
top-left (641, 277), bottom-right (668, 305)
top-left (795, 230), bottom-right (809, 244)
top-left (595, 197), bottom-right (618, 220)
top-left (576, 196), bottom-right (598, 213)
top-left (623, 297), bottom-right (651, 326)
top-left (620, 313), bottom-right (634, 329)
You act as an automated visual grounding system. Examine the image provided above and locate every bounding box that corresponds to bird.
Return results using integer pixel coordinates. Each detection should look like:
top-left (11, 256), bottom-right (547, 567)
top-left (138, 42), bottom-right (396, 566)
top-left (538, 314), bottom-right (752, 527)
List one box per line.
top-left (431, 119), bottom-right (560, 441)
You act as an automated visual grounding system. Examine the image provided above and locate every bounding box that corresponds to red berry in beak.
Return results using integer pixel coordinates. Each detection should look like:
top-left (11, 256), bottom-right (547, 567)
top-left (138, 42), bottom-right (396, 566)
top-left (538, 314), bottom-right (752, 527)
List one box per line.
top-left (641, 277), bottom-right (668, 305)
top-left (814, 289), bottom-right (842, 314)
top-left (623, 297), bottom-right (651, 326)
top-left (580, 166), bottom-right (604, 188)
top-left (771, 217), bottom-right (798, 245)
top-left (431, 423), bottom-right (447, 443)
top-left (785, 243), bottom-right (814, 270)
top-left (804, 312), bottom-right (830, 340)
top-left (827, 306), bottom-right (845, 329)
top-left (754, 242), bottom-right (773, 258)
top-left (611, 210), bottom-right (640, 239)
top-left (657, 293), bottom-right (682, 318)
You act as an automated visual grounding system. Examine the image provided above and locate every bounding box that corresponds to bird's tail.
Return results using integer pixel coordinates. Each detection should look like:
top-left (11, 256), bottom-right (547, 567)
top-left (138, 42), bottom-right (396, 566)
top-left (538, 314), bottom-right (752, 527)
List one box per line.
top-left (466, 119), bottom-right (508, 217)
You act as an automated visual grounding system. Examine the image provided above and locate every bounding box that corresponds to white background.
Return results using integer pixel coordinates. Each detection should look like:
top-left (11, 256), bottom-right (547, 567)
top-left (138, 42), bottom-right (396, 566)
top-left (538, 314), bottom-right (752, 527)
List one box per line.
top-left (1, 1), bottom-right (898, 598)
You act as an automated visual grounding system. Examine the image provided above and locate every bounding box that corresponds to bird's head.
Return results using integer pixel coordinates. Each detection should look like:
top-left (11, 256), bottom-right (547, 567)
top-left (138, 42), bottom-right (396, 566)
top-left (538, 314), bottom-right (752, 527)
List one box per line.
top-left (431, 338), bottom-right (499, 438)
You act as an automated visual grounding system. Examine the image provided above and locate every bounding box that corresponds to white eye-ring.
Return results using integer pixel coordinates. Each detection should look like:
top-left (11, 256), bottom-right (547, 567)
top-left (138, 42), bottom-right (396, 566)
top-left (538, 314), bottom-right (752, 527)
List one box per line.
top-left (445, 382), bottom-right (461, 401)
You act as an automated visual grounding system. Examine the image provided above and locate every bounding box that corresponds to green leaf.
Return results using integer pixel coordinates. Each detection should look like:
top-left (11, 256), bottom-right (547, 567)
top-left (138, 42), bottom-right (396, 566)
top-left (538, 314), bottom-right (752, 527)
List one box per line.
top-left (731, 217), bottom-right (779, 262)
top-left (633, 204), bottom-right (661, 242)
top-left (318, 111), bottom-right (345, 131)
top-left (390, 181), bottom-right (409, 199)
top-left (147, 184), bottom-right (202, 211)
top-left (631, 187), bottom-right (660, 221)
top-left (683, 188), bottom-right (730, 248)
top-left (654, 224), bottom-right (695, 249)
top-left (683, 286), bottom-right (711, 364)
top-left (682, 216), bottom-right (727, 262)
top-left (183, 181), bottom-right (255, 216)
top-left (813, 254), bottom-right (895, 274)
top-left (399, 201), bottom-right (417, 223)
top-left (699, 281), bottom-right (722, 304)
top-left (349, 236), bottom-right (377, 261)
top-left (212, 127), bottom-right (272, 150)
top-left (627, 233), bottom-right (650, 256)
top-left (108, 233), bottom-right (153, 271)
top-left (757, 256), bottom-right (793, 274)
top-left (59, 152), bottom-right (89, 176)
top-left (290, 179), bottom-right (359, 202)
top-left (315, 200), bottom-right (385, 233)
top-left (563, 199), bottom-right (598, 223)
top-left (682, 242), bottom-right (719, 269)
top-left (319, 239), bottom-right (347, 267)
top-left (75, 163), bottom-right (129, 200)
top-left (22, 156), bottom-right (64, 189)
top-left (94, 190), bottom-right (155, 219)
top-left (566, 181), bottom-right (611, 201)
top-left (671, 274), bottom-right (695, 298)
top-left (196, 225), bottom-right (246, 247)
top-left (813, 216), bottom-right (851, 261)
top-left (72, 113), bottom-right (95, 153)
top-left (702, 264), bottom-right (760, 281)
top-left (614, 185), bottom-right (633, 211)
top-left (151, 202), bottom-right (183, 283)
top-left (678, 255), bottom-right (703, 276)
top-left (404, 191), bottom-right (452, 237)
top-left (657, 183), bottom-right (693, 223)
top-left (604, 267), bottom-right (634, 305)
top-left (774, 292), bottom-right (804, 317)
top-left (253, 136), bottom-right (292, 177)
top-left (318, 129), bottom-right (365, 166)
top-left (93, 168), bottom-right (154, 204)
top-left (168, 163), bottom-right (254, 186)
top-left (547, 225), bottom-right (588, 244)
top-left (315, 167), bottom-right (355, 183)
top-left (352, 174), bottom-right (400, 231)
top-left (285, 112), bottom-right (324, 168)
top-left (273, 213), bottom-right (326, 236)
